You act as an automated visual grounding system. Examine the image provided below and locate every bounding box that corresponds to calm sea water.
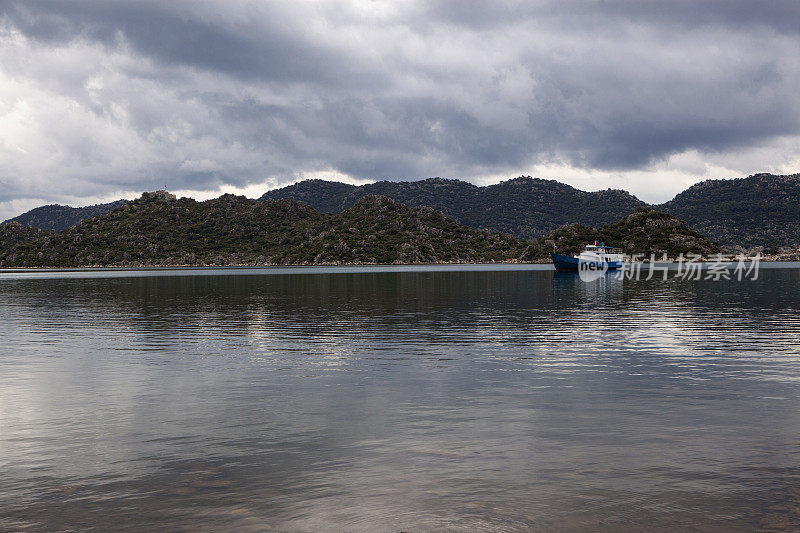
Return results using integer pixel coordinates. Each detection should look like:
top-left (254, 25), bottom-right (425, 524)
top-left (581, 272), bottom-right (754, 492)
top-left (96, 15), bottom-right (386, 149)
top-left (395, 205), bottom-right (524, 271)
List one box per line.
top-left (1, 264), bottom-right (800, 531)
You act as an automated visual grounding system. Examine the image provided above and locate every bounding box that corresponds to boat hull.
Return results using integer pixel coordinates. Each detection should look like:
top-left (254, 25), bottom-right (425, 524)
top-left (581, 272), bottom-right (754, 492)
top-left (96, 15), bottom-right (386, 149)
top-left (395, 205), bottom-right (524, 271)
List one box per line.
top-left (551, 252), bottom-right (622, 271)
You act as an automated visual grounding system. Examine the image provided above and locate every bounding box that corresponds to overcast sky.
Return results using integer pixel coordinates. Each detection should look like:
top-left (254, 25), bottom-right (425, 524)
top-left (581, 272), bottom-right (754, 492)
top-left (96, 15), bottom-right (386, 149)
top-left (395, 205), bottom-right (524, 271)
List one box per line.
top-left (1, 0), bottom-right (799, 219)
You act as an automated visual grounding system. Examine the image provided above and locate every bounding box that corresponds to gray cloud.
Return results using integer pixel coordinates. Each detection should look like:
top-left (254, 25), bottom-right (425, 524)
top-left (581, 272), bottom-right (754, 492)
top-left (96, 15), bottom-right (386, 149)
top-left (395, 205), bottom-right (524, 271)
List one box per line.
top-left (422, 0), bottom-right (800, 34)
top-left (1, 1), bottom-right (375, 86)
top-left (0, 0), bottom-right (798, 210)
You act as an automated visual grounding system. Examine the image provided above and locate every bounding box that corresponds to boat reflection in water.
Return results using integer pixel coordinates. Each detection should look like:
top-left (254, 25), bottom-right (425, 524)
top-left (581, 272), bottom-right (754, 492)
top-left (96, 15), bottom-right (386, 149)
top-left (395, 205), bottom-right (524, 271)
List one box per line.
top-left (552, 267), bottom-right (625, 304)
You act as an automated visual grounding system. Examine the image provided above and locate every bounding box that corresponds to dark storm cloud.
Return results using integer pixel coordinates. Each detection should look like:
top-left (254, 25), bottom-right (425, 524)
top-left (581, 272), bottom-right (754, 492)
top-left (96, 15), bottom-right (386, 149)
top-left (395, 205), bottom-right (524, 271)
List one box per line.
top-left (601, 0), bottom-right (800, 35)
top-left (0, 0), bottom-right (360, 86)
top-left (423, 0), bottom-right (800, 34)
top-left (0, 0), bottom-right (798, 207)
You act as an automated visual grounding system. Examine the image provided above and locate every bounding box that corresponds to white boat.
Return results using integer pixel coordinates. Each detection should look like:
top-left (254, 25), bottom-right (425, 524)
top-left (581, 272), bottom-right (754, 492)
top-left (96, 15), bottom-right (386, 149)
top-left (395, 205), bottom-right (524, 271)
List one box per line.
top-left (551, 242), bottom-right (625, 271)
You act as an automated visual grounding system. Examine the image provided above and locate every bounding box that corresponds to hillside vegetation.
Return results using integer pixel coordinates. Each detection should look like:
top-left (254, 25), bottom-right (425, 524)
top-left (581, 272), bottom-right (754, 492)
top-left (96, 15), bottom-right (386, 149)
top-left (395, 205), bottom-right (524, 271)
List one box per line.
top-left (0, 192), bottom-right (529, 267)
top-left (0, 192), bottom-right (722, 267)
top-left (658, 173), bottom-right (800, 249)
top-left (262, 177), bottom-right (646, 239)
top-left (263, 173), bottom-right (800, 248)
top-left (9, 173), bottom-right (800, 249)
top-left (6, 200), bottom-right (128, 231)
top-left (526, 208), bottom-right (721, 259)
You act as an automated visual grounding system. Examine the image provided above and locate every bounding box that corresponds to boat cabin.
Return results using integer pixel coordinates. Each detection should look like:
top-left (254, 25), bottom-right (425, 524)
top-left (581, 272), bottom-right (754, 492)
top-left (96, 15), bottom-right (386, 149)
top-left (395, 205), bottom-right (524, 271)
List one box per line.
top-left (584, 242), bottom-right (624, 255)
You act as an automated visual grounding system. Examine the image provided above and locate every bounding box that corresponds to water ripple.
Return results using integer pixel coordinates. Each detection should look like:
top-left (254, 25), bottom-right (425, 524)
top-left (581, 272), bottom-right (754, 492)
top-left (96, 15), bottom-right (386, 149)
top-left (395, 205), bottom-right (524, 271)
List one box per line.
top-left (1, 267), bottom-right (800, 530)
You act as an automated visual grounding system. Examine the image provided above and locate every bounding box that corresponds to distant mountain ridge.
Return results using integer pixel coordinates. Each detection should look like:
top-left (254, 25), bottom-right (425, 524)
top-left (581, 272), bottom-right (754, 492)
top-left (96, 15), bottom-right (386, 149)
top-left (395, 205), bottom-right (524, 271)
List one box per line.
top-left (0, 192), bottom-right (530, 267)
top-left (6, 173), bottom-right (800, 249)
top-left (261, 177), bottom-right (647, 239)
top-left (0, 192), bottom-right (718, 267)
top-left (526, 208), bottom-right (721, 259)
top-left (658, 173), bottom-right (800, 249)
top-left (6, 200), bottom-right (128, 231)
top-left (262, 173), bottom-right (800, 248)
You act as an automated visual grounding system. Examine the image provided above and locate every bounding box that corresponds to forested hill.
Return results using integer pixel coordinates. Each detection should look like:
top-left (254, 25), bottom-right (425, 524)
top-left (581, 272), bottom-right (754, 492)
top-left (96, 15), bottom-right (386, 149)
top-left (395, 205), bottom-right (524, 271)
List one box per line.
top-left (0, 191), bottom-right (722, 267)
top-left (657, 173), bottom-right (800, 249)
top-left (8, 173), bottom-right (800, 249)
top-left (261, 177), bottom-right (646, 239)
top-left (0, 192), bottom-right (530, 267)
top-left (6, 200), bottom-right (128, 231)
top-left (526, 208), bottom-right (721, 259)
top-left (263, 173), bottom-right (800, 248)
